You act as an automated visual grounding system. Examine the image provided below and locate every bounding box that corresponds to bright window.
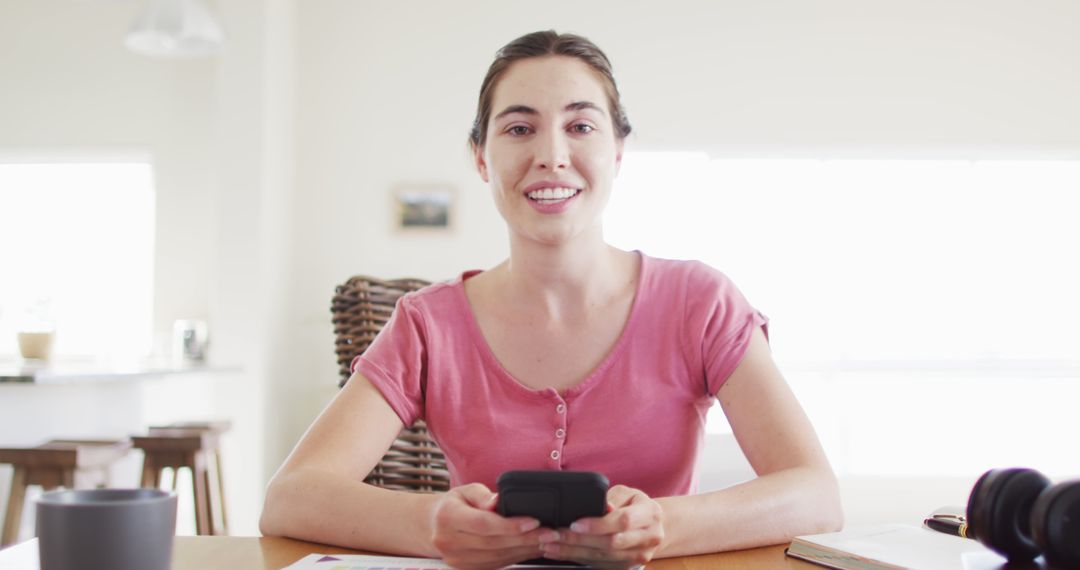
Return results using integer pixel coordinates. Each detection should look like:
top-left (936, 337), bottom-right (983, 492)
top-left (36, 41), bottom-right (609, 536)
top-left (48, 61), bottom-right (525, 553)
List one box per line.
top-left (0, 160), bottom-right (156, 360)
top-left (607, 154), bottom-right (1080, 364)
top-left (607, 154), bottom-right (1080, 476)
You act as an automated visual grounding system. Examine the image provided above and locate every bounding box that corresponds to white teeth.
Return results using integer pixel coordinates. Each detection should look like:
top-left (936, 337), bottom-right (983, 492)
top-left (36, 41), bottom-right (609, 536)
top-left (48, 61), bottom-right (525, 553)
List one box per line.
top-left (527, 187), bottom-right (578, 200)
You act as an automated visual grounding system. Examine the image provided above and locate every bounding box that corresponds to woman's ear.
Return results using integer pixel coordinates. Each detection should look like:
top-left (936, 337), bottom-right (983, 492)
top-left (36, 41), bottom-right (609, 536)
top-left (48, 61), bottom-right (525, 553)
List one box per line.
top-left (614, 138), bottom-right (625, 176)
top-left (472, 142), bottom-right (490, 182)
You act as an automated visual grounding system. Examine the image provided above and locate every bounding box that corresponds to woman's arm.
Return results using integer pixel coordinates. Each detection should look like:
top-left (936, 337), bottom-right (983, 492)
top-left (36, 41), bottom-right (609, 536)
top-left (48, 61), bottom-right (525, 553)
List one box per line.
top-left (656, 326), bottom-right (843, 557)
top-left (261, 373), bottom-right (553, 566)
top-left (259, 372), bottom-right (442, 556)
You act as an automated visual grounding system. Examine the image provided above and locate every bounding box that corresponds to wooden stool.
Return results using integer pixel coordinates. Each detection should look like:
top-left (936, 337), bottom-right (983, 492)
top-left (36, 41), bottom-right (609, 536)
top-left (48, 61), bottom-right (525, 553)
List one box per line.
top-left (0, 439), bottom-right (132, 546)
top-left (149, 421), bottom-right (230, 537)
top-left (132, 421), bottom-right (230, 536)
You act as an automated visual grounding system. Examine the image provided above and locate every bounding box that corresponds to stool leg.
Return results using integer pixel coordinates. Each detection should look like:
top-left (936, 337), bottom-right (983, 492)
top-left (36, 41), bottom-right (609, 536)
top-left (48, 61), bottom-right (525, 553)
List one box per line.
top-left (202, 460), bottom-right (216, 535)
top-left (140, 458), bottom-right (160, 489)
top-left (190, 451), bottom-right (211, 535)
top-left (213, 449), bottom-right (228, 535)
top-left (2, 467), bottom-right (28, 547)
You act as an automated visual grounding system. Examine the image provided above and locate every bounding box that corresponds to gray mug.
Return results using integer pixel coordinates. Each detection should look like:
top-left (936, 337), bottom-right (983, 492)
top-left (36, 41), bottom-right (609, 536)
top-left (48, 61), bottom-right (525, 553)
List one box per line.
top-left (36, 488), bottom-right (177, 570)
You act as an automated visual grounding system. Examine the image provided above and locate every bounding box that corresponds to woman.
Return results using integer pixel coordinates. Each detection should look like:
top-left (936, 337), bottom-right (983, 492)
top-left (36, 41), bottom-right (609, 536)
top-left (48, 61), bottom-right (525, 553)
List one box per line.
top-left (261, 31), bottom-right (842, 569)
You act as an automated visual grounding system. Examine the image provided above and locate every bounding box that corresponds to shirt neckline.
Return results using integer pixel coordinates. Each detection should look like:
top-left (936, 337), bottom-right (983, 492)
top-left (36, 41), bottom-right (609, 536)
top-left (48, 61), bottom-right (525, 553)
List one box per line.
top-left (453, 251), bottom-right (648, 400)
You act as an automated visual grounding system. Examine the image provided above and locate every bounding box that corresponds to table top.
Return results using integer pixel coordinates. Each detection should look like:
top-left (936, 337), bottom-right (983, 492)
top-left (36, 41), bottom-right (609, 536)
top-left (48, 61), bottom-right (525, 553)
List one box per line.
top-left (0, 536), bottom-right (814, 569)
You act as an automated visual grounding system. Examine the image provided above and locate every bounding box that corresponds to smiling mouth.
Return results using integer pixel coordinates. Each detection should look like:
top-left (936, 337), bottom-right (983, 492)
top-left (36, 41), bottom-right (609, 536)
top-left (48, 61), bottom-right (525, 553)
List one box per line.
top-left (526, 187), bottom-right (581, 203)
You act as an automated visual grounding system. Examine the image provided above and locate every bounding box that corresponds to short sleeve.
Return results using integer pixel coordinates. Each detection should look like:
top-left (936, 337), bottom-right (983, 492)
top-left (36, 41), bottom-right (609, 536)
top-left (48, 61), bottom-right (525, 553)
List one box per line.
top-left (349, 295), bottom-right (427, 426)
top-left (689, 264), bottom-right (769, 396)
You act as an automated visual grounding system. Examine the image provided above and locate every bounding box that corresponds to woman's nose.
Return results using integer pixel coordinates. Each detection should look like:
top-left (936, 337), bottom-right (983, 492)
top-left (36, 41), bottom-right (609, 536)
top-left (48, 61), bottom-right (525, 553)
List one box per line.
top-left (534, 131), bottom-right (569, 170)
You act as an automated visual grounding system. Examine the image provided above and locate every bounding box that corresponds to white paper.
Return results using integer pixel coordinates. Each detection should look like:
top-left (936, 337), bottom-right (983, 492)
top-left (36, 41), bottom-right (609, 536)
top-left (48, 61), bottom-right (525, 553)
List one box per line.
top-left (282, 554), bottom-right (455, 569)
top-left (282, 553), bottom-right (579, 570)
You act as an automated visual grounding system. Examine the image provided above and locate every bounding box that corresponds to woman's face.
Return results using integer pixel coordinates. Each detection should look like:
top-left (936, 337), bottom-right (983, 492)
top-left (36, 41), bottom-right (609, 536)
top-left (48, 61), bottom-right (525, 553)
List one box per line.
top-left (475, 55), bottom-right (624, 246)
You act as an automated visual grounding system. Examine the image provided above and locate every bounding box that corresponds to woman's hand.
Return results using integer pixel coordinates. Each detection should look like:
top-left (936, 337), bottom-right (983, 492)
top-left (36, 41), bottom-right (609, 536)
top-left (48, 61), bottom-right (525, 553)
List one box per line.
top-left (539, 485), bottom-right (665, 568)
top-left (430, 483), bottom-right (558, 569)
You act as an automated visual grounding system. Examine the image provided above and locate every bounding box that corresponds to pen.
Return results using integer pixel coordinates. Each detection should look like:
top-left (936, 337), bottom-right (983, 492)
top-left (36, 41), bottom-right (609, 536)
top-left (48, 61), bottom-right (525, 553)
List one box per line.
top-left (923, 516), bottom-right (969, 539)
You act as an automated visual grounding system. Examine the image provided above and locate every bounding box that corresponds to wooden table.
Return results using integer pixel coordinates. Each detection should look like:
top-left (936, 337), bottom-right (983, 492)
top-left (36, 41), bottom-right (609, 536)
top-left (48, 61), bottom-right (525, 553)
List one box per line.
top-left (0, 536), bottom-right (815, 569)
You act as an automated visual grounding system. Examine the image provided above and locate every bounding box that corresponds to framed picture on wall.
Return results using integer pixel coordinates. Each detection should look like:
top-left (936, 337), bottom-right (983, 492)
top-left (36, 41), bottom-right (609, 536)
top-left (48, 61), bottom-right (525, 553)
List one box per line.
top-left (393, 184), bottom-right (454, 230)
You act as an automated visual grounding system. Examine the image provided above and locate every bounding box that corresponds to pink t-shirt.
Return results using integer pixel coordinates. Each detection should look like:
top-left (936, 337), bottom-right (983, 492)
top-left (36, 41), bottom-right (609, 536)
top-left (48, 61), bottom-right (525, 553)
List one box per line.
top-left (352, 253), bottom-right (768, 498)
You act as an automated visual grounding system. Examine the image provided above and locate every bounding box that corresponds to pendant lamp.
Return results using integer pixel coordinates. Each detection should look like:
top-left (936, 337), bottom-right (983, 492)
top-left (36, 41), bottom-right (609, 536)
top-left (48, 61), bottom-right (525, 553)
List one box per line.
top-left (125, 0), bottom-right (225, 58)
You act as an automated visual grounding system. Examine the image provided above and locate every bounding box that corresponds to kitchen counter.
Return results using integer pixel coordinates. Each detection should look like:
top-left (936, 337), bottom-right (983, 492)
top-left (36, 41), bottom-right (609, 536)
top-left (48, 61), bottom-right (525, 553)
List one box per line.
top-left (0, 359), bottom-right (240, 384)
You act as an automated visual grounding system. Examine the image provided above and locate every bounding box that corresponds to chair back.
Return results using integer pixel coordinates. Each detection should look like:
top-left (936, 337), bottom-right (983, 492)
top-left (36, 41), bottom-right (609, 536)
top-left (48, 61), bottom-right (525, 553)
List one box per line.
top-left (331, 276), bottom-right (450, 492)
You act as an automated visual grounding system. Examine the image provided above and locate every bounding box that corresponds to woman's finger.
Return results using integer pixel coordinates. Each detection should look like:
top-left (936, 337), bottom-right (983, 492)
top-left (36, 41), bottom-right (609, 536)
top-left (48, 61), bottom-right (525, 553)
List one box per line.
top-left (440, 488), bottom-right (540, 537)
top-left (557, 527), bottom-right (662, 551)
top-left (455, 483), bottom-right (498, 509)
top-left (606, 484), bottom-right (639, 509)
top-left (450, 526), bottom-right (560, 551)
top-left (571, 506), bottom-right (659, 536)
top-left (571, 490), bottom-right (661, 535)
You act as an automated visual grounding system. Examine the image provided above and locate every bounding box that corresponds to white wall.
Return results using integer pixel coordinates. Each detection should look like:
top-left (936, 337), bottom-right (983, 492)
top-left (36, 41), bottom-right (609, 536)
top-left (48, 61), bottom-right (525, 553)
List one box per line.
top-left (0, 0), bottom-right (218, 349)
top-left (207, 0), bottom-right (295, 537)
top-left (4, 0), bottom-right (1079, 536)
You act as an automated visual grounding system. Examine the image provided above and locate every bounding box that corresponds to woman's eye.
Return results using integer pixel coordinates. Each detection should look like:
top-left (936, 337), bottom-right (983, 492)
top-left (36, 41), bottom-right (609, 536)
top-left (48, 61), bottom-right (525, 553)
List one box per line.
top-left (570, 123), bottom-right (595, 134)
top-left (507, 125), bottom-right (531, 136)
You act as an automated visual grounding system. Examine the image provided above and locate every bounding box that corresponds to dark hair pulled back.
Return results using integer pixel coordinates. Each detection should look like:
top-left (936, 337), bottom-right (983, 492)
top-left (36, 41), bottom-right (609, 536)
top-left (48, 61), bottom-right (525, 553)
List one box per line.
top-left (469, 30), bottom-right (632, 148)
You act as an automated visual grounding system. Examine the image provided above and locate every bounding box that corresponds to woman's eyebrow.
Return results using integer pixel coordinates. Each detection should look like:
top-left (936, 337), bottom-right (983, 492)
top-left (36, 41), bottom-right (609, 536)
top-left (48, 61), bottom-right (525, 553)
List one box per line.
top-left (564, 101), bottom-right (606, 116)
top-left (494, 101), bottom-right (607, 121)
top-left (494, 105), bottom-right (538, 120)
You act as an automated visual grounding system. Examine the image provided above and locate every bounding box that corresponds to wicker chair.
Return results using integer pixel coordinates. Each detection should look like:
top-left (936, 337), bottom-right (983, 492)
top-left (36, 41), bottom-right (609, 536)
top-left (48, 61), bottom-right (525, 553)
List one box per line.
top-left (331, 276), bottom-right (450, 492)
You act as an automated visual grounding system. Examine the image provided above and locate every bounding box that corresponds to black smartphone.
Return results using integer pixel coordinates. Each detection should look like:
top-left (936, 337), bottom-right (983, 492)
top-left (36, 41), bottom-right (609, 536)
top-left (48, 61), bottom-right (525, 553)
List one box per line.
top-left (496, 470), bottom-right (609, 529)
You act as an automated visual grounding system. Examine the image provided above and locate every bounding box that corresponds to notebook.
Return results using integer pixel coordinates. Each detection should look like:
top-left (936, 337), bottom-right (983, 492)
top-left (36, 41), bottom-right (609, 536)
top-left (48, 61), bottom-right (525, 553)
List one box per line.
top-left (784, 524), bottom-right (1010, 570)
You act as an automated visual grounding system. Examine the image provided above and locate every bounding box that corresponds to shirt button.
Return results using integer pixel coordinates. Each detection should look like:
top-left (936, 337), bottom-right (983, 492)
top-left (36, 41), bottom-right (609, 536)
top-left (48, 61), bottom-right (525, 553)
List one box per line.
top-left (550, 450), bottom-right (560, 460)
top-left (556, 403), bottom-right (566, 413)
top-left (555, 428), bottom-right (565, 438)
